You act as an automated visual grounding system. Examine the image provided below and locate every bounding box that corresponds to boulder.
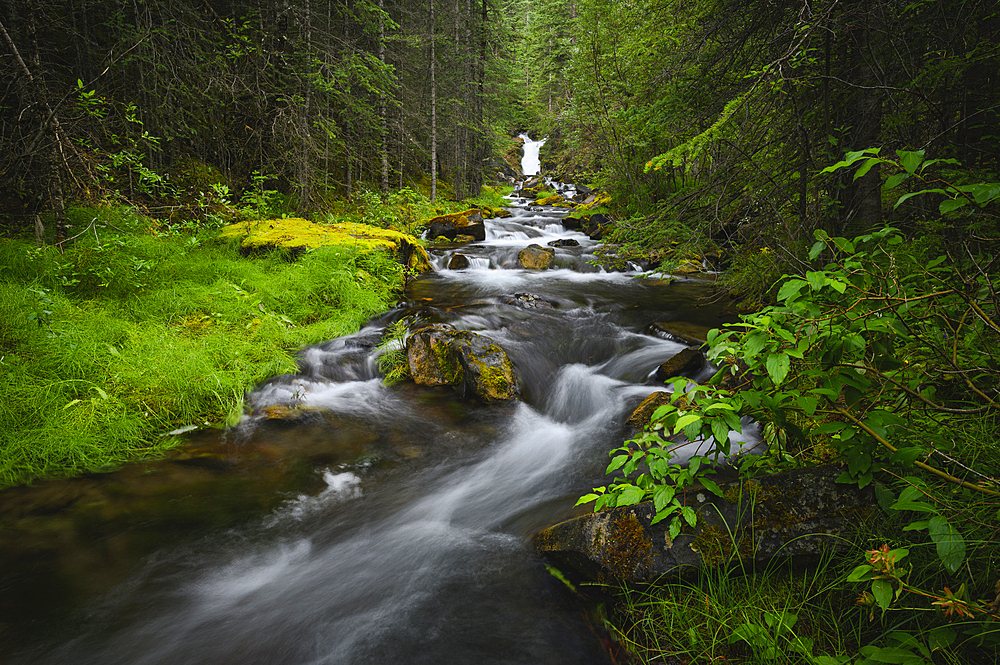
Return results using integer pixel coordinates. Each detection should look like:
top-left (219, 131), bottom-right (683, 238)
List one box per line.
top-left (407, 325), bottom-right (520, 403)
top-left (533, 465), bottom-right (876, 584)
top-left (574, 184), bottom-right (592, 200)
top-left (218, 217), bottom-right (432, 273)
top-left (448, 253), bottom-right (471, 270)
top-left (646, 321), bottom-right (712, 347)
top-left (425, 209), bottom-right (486, 242)
top-left (547, 238), bottom-right (580, 248)
top-left (655, 347), bottom-right (704, 381)
top-left (500, 293), bottom-right (558, 310)
top-left (518, 244), bottom-right (556, 270)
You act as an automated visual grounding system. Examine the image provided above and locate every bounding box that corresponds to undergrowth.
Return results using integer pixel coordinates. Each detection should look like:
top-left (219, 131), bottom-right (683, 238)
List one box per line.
top-left (0, 206), bottom-right (403, 487)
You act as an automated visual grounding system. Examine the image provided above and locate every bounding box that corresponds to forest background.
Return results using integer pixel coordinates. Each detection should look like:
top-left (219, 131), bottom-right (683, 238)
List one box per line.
top-left (3, 0), bottom-right (1000, 663)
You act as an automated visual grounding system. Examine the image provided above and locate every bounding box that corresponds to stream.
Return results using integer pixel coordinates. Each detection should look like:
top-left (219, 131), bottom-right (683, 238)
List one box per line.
top-left (1, 152), bottom-right (739, 663)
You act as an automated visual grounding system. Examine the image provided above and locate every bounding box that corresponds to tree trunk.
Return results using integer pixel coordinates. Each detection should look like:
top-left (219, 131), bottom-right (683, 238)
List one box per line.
top-left (430, 0), bottom-right (437, 203)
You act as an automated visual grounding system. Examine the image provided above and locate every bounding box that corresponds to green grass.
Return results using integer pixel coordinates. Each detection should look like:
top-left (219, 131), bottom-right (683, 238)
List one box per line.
top-left (0, 207), bottom-right (403, 488)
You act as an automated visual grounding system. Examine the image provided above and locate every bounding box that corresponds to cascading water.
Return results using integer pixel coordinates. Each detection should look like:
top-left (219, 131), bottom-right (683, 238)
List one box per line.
top-left (1, 192), bottom-right (748, 664)
top-left (519, 133), bottom-right (546, 176)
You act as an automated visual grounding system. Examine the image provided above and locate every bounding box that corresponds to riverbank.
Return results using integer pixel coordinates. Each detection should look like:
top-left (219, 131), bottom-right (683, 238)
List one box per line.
top-left (0, 209), bottom-right (407, 488)
top-left (0, 184), bottom-right (502, 488)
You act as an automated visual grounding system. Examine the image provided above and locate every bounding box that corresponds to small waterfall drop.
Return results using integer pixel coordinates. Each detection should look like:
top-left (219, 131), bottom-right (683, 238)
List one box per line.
top-left (519, 133), bottom-right (546, 175)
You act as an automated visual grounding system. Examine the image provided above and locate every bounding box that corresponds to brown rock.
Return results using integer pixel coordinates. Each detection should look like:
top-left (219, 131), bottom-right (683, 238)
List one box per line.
top-left (533, 466), bottom-right (875, 583)
top-left (518, 244), bottom-right (556, 270)
top-left (426, 209), bottom-right (486, 242)
top-left (406, 325), bottom-right (520, 402)
top-left (655, 347), bottom-right (704, 381)
top-left (647, 321), bottom-right (713, 347)
top-left (448, 253), bottom-right (471, 270)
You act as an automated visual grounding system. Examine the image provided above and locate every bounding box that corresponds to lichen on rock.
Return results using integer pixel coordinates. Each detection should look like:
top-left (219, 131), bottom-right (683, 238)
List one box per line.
top-left (406, 325), bottom-right (520, 403)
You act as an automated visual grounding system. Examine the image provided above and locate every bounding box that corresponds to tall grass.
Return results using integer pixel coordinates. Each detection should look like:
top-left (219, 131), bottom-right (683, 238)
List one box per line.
top-left (0, 208), bottom-right (402, 487)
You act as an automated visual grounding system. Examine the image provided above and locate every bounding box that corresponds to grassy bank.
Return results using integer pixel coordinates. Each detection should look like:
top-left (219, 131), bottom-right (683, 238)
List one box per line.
top-left (0, 206), bottom-right (406, 488)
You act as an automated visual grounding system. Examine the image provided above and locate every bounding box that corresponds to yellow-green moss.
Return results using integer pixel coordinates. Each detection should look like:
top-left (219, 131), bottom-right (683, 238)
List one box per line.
top-left (219, 218), bottom-right (432, 272)
top-left (602, 512), bottom-right (655, 580)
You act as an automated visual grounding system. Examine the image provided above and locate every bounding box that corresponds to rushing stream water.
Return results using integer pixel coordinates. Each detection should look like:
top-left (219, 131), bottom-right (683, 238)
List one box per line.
top-left (1, 186), bottom-right (739, 664)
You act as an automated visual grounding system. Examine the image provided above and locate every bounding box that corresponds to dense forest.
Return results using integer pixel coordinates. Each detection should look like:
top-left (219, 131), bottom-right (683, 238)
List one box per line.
top-left (0, 0), bottom-right (524, 239)
top-left (3, 0), bottom-right (998, 280)
top-left (3, 1), bottom-right (1000, 663)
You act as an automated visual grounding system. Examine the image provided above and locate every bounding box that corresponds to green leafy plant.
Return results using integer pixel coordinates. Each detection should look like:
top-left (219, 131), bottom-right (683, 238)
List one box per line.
top-left (376, 319), bottom-right (411, 385)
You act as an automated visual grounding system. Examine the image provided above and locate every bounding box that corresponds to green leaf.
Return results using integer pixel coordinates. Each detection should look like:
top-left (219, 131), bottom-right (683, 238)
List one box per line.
top-left (607, 455), bottom-right (628, 473)
top-left (853, 157), bottom-right (881, 181)
top-left (653, 485), bottom-right (677, 513)
top-left (806, 271), bottom-right (826, 291)
top-left (700, 478), bottom-right (723, 497)
top-left (668, 516), bottom-right (682, 540)
top-left (797, 394), bottom-right (818, 416)
top-left (847, 564), bottom-right (874, 582)
top-left (884, 173), bottom-right (910, 190)
top-left (896, 149), bottom-right (925, 174)
top-left (575, 493), bottom-right (600, 506)
top-left (894, 188), bottom-right (946, 209)
top-left (809, 240), bottom-right (825, 260)
top-left (710, 419), bottom-right (730, 447)
top-left (681, 505), bottom-right (697, 527)
top-left (927, 626), bottom-right (956, 651)
top-left (777, 279), bottom-right (808, 302)
top-left (939, 197), bottom-right (969, 214)
top-left (890, 447), bottom-right (925, 467)
top-left (673, 413), bottom-right (701, 433)
top-left (871, 579), bottom-right (892, 610)
top-left (902, 520), bottom-right (929, 531)
top-left (618, 486), bottom-right (646, 506)
top-left (765, 353), bottom-right (791, 385)
top-left (928, 515), bottom-right (965, 573)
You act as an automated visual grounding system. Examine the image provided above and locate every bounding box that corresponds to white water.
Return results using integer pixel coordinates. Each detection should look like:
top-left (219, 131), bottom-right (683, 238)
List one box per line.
top-left (10, 190), bottom-right (749, 665)
top-left (519, 133), bottom-right (546, 175)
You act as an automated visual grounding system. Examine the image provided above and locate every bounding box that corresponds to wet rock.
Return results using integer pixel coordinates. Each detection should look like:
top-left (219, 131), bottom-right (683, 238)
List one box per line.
top-left (518, 244), bottom-right (556, 270)
top-left (573, 184), bottom-right (592, 201)
top-left (561, 216), bottom-right (582, 231)
top-left (626, 391), bottom-right (672, 429)
top-left (500, 293), bottom-right (558, 309)
top-left (646, 321), bottom-right (712, 347)
top-left (448, 253), bottom-right (471, 270)
top-left (533, 465), bottom-right (875, 583)
top-left (406, 325), bottom-right (520, 403)
top-left (426, 209), bottom-right (486, 242)
top-left (547, 238), bottom-right (580, 248)
top-left (655, 347), bottom-right (704, 381)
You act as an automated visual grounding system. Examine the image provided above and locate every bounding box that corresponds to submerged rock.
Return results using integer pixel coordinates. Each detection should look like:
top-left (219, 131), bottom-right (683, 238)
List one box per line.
top-left (518, 244), bottom-right (556, 270)
top-left (547, 238), bottom-right (580, 248)
top-left (406, 325), bottom-right (520, 403)
top-left (500, 293), bottom-right (558, 309)
top-left (534, 465), bottom-right (875, 583)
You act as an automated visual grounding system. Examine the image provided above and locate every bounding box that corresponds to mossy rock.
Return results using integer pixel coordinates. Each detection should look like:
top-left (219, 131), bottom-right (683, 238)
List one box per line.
top-left (219, 217), bottom-right (432, 273)
top-left (406, 325), bottom-right (520, 403)
top-left (536, 195), bottom-right (563, 206)
top-left (517, 244), bottom-right (556, 270)
top-left (425, 209), bottom-right (486, 242)
top-left (534, 465), bottom-right (876, 584)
